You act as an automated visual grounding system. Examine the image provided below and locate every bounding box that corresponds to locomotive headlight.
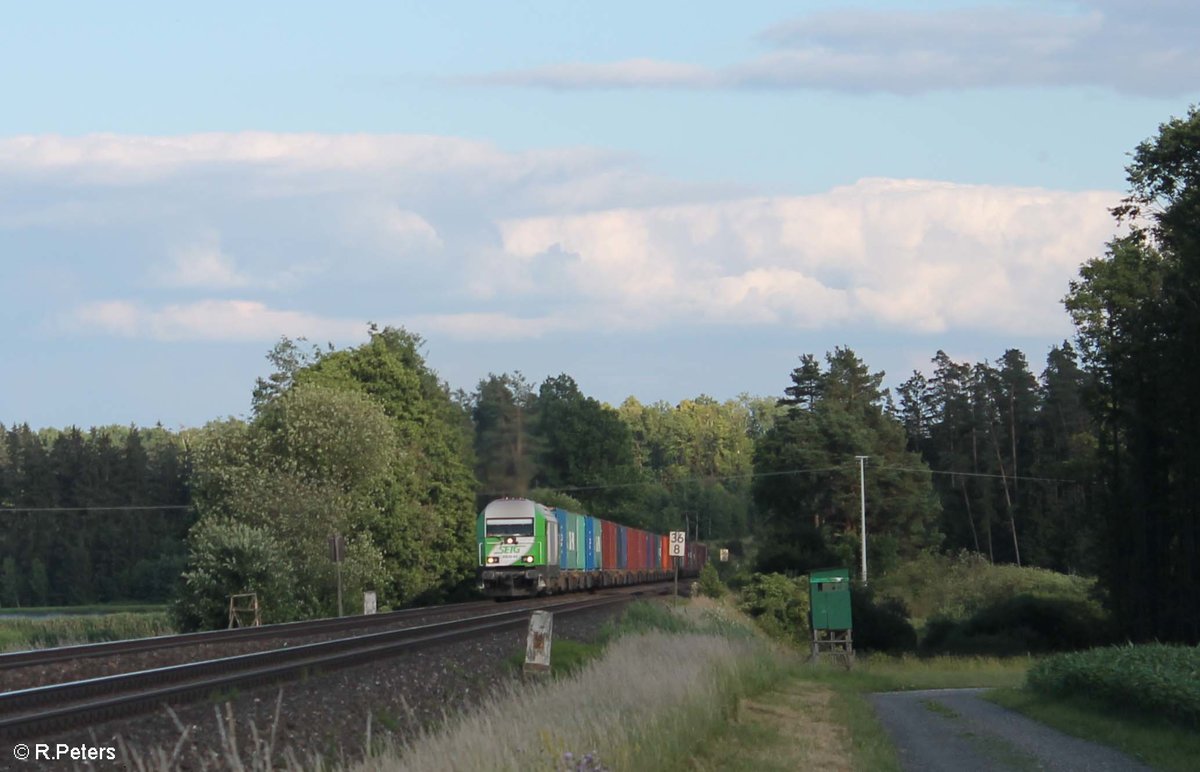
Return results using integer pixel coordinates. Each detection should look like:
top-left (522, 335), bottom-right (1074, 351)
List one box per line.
top-left (522, 555), bottom-right (535, 564)
top-left (487, 557), bottom-right (499, 564)
top-left (505, 537), bottom-right (517, 545)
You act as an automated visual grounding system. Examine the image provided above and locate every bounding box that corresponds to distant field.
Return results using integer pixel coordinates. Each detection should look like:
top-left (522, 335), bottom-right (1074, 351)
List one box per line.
top-left (0, 608), bottom-right (174, 651)
top-left (0, 602), bottom-right (168, 616)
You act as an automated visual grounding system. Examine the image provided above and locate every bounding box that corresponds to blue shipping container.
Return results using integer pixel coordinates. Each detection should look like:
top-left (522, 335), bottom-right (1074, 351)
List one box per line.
top-left (584, 516), bottom-right (596, 570)
top-left (617, 526), bottom-right (628, 569)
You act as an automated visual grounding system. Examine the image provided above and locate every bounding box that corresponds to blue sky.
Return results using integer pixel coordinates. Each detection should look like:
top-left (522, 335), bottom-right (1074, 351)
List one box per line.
top-left (2, 1), bottom-right (1198, 428)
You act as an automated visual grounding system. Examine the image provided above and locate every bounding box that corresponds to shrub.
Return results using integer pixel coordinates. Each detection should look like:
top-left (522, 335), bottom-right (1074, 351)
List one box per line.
top-left (697, 562), bottom-right (725, 598)
top-left (875, 550), bottom-right (1103, 625)
top-left (921, 594), bottom-right (1115, 656)
top-left (1028, 644), bottom-right (1200, 729)
top-left (737, 573), bottom-right (809, 641)
top-left (851, 586), bottom-right (917, 653)
top-left (171, 518), bottom-right (298, 631)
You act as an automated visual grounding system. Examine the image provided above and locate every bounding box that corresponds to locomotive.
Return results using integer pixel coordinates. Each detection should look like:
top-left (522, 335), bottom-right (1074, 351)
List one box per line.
top-left (476, 497), bottom-right (707, 598)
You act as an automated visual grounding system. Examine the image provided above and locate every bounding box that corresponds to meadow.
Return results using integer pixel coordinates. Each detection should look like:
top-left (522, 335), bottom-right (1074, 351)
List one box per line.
top-left (0, 609), bottom-right (174, 651)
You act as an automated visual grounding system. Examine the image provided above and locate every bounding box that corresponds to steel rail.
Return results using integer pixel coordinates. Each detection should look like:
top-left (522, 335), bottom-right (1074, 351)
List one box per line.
top-left (0, 598), bottom-right (501, 671)
top-left (0, 581), bottom-right (674, 672)
top-left (0, 594), bottom-right (632, 739)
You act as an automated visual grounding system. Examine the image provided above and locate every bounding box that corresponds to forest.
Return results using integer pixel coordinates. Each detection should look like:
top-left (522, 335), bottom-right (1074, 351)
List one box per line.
top-left (1, 107), bottom-right (1197, 643)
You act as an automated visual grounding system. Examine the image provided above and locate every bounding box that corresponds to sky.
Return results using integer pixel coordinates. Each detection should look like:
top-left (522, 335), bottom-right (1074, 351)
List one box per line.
top-left (2, 0), bottom-right (1198, 429)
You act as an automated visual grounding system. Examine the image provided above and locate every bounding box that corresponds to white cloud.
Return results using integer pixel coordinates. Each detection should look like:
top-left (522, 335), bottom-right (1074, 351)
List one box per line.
top-left (497, 179), bottom-right (1119, 336)
top-left (73, 300), bottom-right (365, 342)
top-left (158, 240), bottom-right (250, 289)
top-left (474, 2), bottom-right (1200, 95)
top-left (10, 133), bottom-right (1120, 345)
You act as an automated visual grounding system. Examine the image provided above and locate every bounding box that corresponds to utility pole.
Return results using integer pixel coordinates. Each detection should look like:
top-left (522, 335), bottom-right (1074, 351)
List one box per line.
top-left (855, 456), bottom-right (868, 585)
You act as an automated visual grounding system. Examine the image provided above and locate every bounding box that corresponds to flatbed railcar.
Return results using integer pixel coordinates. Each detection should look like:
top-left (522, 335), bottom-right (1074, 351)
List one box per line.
top-left (477, 497), bottom-right (708, 598)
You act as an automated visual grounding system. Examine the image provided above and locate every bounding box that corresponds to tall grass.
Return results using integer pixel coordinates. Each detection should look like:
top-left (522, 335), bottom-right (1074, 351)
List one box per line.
top-left (0, 612), bottom-right (175, 651)
top-left (353, 626), bottom-right (783, 770)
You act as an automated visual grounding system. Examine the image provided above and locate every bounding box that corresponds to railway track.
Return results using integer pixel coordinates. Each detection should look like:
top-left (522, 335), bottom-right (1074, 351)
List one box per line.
top-left (0, 588), bottom-right (655, 739)
top-left (0, 597), bottom-right (505, 672)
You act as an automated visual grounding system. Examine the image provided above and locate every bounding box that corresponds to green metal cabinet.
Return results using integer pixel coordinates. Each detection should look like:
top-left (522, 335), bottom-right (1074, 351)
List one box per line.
top-left (809, 568), bottom-right (852, 631)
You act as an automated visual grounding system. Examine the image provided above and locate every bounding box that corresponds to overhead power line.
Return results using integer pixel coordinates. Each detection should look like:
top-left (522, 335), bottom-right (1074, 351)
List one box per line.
top-left (874, 465), bottom-right (1077, 485)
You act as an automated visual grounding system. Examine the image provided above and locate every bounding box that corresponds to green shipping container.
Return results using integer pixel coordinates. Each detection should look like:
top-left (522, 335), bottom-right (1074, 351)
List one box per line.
top-left (572, 511), bottom-right (585, 569)
top-left (809, 568), bottom-right (852, 631)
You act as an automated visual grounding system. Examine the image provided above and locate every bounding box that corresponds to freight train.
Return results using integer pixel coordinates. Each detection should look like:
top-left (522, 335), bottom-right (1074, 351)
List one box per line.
top-left (476, 497), bottom-right (707, 598)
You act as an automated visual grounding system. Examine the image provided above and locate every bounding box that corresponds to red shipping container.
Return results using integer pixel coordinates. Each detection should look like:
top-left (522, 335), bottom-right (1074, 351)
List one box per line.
top-left (661, 535), bottom-right (669, 569)
top-left (601, 519), bottom-right (618, 570)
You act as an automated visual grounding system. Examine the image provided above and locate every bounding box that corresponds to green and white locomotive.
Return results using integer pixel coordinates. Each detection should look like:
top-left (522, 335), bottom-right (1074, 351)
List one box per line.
top-left (477, 497), bottom-right (705, 599)
top-left (476, 498), bottom-right (558, 597)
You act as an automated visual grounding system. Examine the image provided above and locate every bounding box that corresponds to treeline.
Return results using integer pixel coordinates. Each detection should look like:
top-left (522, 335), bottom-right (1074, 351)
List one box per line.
top-left (466, 371), bottom-right (770, 539)
top-left (894, 345), bottom-right (1095, 573)
top-left (0, 424), bottom-right (192, 606)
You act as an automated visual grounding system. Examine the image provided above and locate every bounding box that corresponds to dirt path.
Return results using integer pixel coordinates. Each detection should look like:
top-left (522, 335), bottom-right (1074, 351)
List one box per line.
top-left (870, 689), bottom-right (1150, 772)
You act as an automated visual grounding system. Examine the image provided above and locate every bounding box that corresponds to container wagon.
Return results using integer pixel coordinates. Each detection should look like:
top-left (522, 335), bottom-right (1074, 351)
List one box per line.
top-left (477, 497), bottom-right (706, 598)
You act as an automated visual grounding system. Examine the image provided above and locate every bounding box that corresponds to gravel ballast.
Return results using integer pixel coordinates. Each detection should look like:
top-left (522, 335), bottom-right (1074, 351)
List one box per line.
top-left (7, 601), bottom-right (632, 770)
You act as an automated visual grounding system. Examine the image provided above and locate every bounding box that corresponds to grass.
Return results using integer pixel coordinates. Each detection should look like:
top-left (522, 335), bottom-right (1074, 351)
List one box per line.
top-left (0, 611), bottom-right (175, 651)
top-left (0, 602), bottom-right (168, 615)
top-left (751, 652), bottom-right (1033, 772)
top-left (988, 688), bottom-right (1200, 772)
top-left (353, 628), bottom-right (787, 771)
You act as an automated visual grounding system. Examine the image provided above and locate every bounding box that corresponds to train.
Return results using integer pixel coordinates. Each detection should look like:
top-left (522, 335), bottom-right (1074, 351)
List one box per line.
top-left (476, 497), bottom-right (708, 598)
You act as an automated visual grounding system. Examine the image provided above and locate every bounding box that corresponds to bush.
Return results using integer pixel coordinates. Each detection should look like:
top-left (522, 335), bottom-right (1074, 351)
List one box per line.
top-left (737, 573), bottom-right (809, 641)
top-left (1028, 644), bottom-right (1200, 729)
top-left (875, 550), bottom-right (1103, 625)
top-left (851, 586), bottom-right (917, 653)
top-left (921, 594), bottom-right (1115, 656)
top-left (171, 518), bottom-right (298, 631)
top-left (697, 562), bottom-right (725, 598)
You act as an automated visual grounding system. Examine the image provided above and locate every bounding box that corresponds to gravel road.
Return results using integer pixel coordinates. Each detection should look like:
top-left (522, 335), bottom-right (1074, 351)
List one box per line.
top-left (870, 689), bottom-right (1151, 772)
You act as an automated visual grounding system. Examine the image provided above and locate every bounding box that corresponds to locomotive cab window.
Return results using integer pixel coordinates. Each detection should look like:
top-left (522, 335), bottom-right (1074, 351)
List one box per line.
top-left (486, 518), bottom-right (534, 537)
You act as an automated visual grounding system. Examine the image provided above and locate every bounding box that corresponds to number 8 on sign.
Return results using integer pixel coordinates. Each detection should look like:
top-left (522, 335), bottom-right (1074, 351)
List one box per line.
top-left (669, 530), bottom-right (686, 557)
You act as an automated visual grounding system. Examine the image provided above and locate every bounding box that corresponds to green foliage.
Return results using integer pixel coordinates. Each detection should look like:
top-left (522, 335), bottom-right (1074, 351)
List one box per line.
top-left (874, 550), bottom-right (1101, 624)
top-left (850, 586), bottom-right (917, 653)
top-left (989, 688), bottom-right (1200, 772)
top-left (753, 348), bottom-right (942, 577)
top-left (0, 423), bottom-right (193, 606)
top-left (737, 573), bottom-right (809, 641)
top-left (528, 487), bottom-right (586, 513)
top-left (698, 561), bottom-right (725, 598)
top-left (188, 327), bottom-right (478, 617)
top-left (299, 326), bottom-right (478, 602)
top-left (187, 387), bottom-right (393, 618)
top-left (1065, 106), bottom-right (1200, 643)
top-left (0, 612), bottom-right (174, 651)
top-left (171, 518), bottom-right (298, 631)
top-left (472, 373), bottom-right (541, 500)
top-left (1027, 644), bottom-right (1200, 730)
top-left (614, 600), bottom-right (697, 636)
top-left (27, 559), bottom-right (49, 606)
top-left (921, 595), bottom-right (1114, 656)
top-left (0, 557), bottom-right (18, 607)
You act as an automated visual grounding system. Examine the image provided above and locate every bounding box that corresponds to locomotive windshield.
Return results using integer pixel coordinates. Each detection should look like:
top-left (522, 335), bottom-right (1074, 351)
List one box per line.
top-left (486, 518), bottom-right (534, 537)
